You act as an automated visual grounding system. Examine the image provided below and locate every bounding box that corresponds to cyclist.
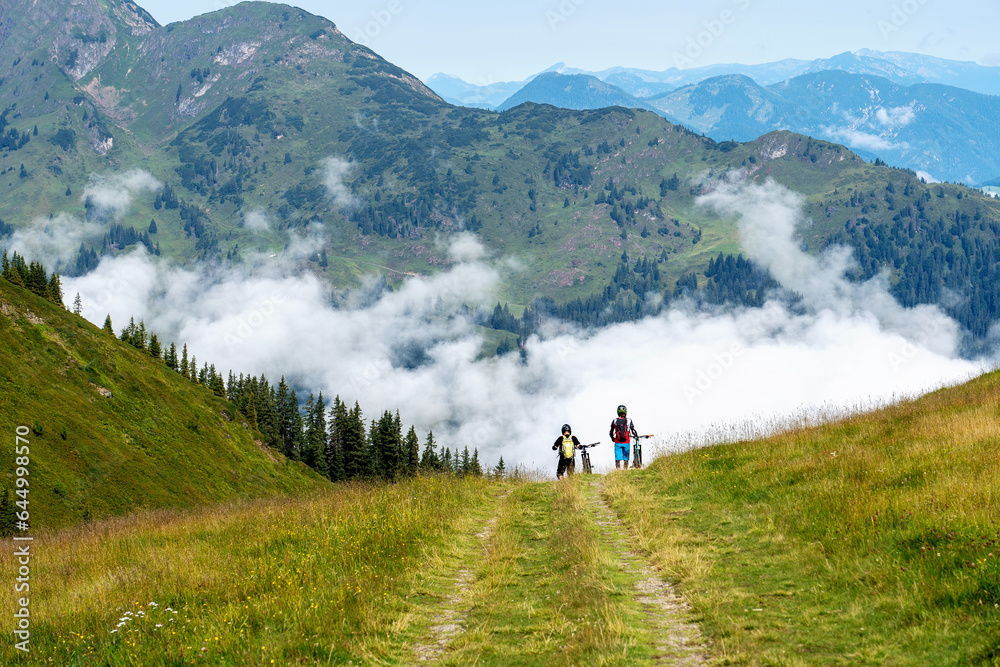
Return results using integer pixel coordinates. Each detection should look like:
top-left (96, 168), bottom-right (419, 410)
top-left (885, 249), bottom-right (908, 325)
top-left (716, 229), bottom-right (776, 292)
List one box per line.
top-left (610, 405), bottom-right (639, 470)
top-left (552, 423), bottom-right (580, 480)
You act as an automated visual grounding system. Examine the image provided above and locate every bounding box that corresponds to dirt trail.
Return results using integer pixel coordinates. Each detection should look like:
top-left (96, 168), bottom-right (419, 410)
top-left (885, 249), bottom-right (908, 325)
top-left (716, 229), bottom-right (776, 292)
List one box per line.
top-left (410, 489), bottom-right (507, 663)
top-left (584, 475), bottom-right (708, 666)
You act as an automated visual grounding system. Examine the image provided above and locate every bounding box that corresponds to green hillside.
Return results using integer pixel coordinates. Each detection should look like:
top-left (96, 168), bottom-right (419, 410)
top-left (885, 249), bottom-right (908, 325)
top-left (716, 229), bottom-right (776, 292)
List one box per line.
top-left (3, 0), bottom-right (1000, 338)
top-left (605, 371), bottom-right (1000, 664)
top-left (0, 276), bottom-right (326, 530)
top-left (5, 369), bottom-right (1000, 664)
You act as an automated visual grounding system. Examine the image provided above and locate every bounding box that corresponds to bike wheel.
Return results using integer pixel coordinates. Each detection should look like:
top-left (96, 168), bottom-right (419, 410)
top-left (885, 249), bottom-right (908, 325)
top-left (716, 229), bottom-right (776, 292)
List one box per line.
top-left (582, 451), bottom-right (592, 474)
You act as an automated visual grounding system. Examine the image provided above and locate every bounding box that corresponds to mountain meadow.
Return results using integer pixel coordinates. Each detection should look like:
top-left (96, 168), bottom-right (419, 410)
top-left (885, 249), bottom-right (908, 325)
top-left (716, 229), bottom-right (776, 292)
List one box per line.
top-left (1, 270), bottom-right (998, 664)
top-left (2, 0), bottom-right (1000, 664)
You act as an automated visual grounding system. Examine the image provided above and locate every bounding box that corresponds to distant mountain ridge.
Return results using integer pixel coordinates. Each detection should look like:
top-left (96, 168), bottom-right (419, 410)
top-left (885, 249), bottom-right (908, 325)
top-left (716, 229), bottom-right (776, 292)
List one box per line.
top-left (426, 50), bottom-right (1000, 105)
top-left (646, 70), bottom-right (1000, 184)
top-left (495, 72), bottom-right (658, 113)
top-left (432, 53), bottom-right (1000, 184)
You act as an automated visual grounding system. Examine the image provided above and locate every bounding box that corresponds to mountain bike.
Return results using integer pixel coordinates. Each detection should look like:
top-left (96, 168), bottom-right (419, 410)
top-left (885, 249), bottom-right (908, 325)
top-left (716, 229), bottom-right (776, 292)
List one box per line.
top-left (577, 442), bottom-right (600, 474)
top-left (632, 434), bottom-right (654, 469)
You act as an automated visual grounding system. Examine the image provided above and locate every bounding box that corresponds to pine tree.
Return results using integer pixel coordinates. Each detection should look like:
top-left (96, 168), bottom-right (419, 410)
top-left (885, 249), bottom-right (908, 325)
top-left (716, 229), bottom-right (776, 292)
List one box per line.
top-left (210, 371), bottom-right (225, 398)
top-left (494, 456), bottom-right (506, 479)
top-left (420, 431), bottom-right (439, 470)
top-left (404, 426), bottom-right (420, 475)
top-left (148, 333), bottom-right (161, 359)
top-left (46, 272), bottom-right (63, 306)
top-left (303, 393), bottom-right (328, 476)
top-left (254, 376), bottom-right (280, 449)
top-left (72, 292), bottom-right (83, 315)
top-left (180, 344), bottom-right (189, 379)
top-left (276, 378), bottom-right (299, 460)
top-left (167, 342), bottom-right (178, 371)
top-left (102, 314), bottom-right (114, 334)
top-left (342, 402), bottom-right (369, 480)
top-left (459, 446), bottom-right (471, 476)
top-left (371, 410), bottom-right (403, 480)
top-left (326, 396), bottom-right (348, 482)
top-left (246, 398), bottom-right (259, 430)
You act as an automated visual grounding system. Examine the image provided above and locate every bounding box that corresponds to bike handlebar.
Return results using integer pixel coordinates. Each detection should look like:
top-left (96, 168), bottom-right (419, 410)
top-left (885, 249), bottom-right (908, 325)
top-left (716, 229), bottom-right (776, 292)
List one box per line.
top-left (577, 442), bottom-right (601, 449)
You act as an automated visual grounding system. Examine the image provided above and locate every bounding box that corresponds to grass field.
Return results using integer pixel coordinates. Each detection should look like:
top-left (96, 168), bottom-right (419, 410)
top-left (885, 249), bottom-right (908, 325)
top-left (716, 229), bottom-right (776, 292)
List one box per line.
top-left (0, 475), bottom-right (496, 665)
top-left (604, 370), bottom-right (1000, 665)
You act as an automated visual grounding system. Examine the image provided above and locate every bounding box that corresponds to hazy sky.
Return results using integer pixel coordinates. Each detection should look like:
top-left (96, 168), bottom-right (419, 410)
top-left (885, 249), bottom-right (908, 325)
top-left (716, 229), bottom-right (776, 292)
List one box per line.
top-left (134, 0), bottom-right (1000, 82)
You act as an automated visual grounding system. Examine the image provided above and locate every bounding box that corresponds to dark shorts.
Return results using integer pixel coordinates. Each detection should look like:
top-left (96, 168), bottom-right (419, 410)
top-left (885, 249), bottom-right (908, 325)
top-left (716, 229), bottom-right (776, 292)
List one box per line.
top-left (557, 456), bottom-right (575, 477)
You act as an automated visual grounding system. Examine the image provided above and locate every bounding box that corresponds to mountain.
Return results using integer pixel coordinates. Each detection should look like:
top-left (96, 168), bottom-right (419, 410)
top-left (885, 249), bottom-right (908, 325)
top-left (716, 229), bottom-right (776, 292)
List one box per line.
top-left (856, 49), bottom-right (1000, 96)
top-left (496, 72), bottom-right (657, 113)
top-left (424, 72), bottom-right (524, 109)
top-left (3, 0), bottom-right (1000, 341)
top-left (645, 70), bottom-right (1000, 184)
top-left (427, 50), bottom-right (1000, 104)
top-left (0, 274), bottom-right (326, 529)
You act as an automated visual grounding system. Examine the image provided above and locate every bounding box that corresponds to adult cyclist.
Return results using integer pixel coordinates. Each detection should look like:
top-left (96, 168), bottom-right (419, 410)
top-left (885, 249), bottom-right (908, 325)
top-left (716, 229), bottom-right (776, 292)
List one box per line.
top-left (610, 405), bottom-right (639, 470)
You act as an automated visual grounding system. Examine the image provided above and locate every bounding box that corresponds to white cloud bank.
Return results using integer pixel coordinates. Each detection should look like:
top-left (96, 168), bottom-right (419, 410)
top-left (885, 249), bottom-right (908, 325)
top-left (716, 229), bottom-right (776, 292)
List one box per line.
top-left (63, 177), bottom-right (985, 474)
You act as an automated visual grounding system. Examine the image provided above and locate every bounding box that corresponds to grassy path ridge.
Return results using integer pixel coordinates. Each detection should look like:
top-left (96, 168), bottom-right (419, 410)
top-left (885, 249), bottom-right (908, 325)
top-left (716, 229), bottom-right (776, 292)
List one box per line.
top-left (403, 474), bottom-right (705, 665)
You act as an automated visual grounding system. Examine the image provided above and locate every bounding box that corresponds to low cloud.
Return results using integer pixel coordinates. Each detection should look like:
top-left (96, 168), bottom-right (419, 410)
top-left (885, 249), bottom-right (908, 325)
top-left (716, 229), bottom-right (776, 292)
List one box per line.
top-left (916, 170), bottom-right (940, 184)
top-left (3, 169), bottom-right (161, 271)
top-left (6, 213), bottom-right (103, 270)
top-left (322, 157), bottom-right (360, 209)
top-left (62, 177), bottom-right (985, 474)
top-left (82, 169), bottom-right (161, 221)
top-left (875, 105), bottom-right (916, 128)
top-left (242, 210), bottom-right (272, 233)
top-left (820, 126), bottom-right (908, 152)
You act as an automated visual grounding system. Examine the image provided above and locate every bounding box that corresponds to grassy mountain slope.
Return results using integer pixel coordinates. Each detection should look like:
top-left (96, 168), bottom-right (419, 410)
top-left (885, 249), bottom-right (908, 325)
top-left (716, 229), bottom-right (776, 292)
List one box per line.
top-left (3, 0), bottom-right (1000, 337)
top-left (604, 370), bottom-right (1000, 664)
top-left (8, 367), bottom-right (1000, 663)
top-left (0, 277), bottom-right (326, 529)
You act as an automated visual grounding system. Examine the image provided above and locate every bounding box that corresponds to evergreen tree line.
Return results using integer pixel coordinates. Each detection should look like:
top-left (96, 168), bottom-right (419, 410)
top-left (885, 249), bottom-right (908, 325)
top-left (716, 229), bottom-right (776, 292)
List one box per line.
top-left (106, 314), bottom-right (490, 484)
top-left (830, 202), bottom-right (1000, 339)
top-left (482, 250), bottom-right (782, 343)
top-left (0, 251), bottom-right (63, 306)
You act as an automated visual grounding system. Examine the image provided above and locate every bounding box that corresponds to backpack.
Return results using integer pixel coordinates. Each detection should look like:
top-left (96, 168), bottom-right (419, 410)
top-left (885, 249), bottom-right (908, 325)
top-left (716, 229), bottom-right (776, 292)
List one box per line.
top-left (613, 417), bottom-right (630, 443)
top-left (560, 435), bottom-right (575, 459)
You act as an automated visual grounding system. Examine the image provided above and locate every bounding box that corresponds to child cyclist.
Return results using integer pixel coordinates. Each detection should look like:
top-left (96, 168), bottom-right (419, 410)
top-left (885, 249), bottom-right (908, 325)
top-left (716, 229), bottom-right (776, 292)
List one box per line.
top-left (610, 405), bottom-right (639, 469)
top-left (552, 423), bottom-right (581, 479)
